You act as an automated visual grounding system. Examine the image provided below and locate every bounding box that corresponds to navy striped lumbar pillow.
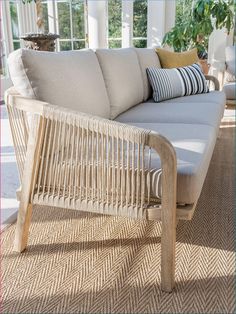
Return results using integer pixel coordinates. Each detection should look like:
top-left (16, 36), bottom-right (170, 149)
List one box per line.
top-left (146, 63), bottom-right (209, 102)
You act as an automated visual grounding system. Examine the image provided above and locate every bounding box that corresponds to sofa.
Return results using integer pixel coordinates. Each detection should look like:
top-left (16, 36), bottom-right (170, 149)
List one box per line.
top-left (5, 47), bottom-right (226, 292)
top-left (223, 46), bottom-right (235, 105)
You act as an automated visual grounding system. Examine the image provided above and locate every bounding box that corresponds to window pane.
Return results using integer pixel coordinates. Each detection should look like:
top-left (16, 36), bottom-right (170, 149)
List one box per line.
top-left (108, 0), bottom-right (122, 40)
top-left (133, 39), bottom-right (147, 48)
top-left (41, 2), bottom-right (49, 33)
top-left (133, 0), bottom-right (147, 47)
top-left (0, 41), bottom-right (7, 76)
top-left (13, 41), bottom-right (21, 50)
top-left (60, 41), bottom-right (72, 51)
top-left (58, 2), bottom-right (71, 39)
top-left (72, 0), bottom-right (85, 39)
top-left (10, 1), bottom-right (19, 40)
top-left (73, 40), bottom-right (85, 50)
top-left (108, 40), bottom-right (122, 49)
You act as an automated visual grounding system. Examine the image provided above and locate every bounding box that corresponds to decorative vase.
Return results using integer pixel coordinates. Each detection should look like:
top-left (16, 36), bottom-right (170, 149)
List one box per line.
top-left (21, 33), bottom-right (60, 52)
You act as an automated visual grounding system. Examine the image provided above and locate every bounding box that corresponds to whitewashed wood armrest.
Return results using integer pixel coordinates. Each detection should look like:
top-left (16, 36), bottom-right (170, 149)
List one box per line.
top-left (5, 87), bottom-right (49, 114)
top-left (205, 75), bottom-right (220, 91)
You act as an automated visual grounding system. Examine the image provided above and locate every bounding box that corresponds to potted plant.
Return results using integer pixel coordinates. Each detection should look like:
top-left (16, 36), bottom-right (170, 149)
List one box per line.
top-left (21, 0), bottom-right (59, 51)
top-left (162, 0), bottom-right (235, 73)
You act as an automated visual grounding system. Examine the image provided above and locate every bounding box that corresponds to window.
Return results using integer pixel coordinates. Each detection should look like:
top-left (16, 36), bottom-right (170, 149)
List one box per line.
top-left (56, 0), bottom-right (87, 51)
top-left (10, 1), bottom-right (20, 50)
top-left (133, 0), bottom-right (147, 48)
top-left (1, 0), bottom-right (20, 77)
top-left (41, 0), bottom-right (49, 33)
top-left (108, 0), bottom-right (122, 48)
top-left (0, 18), bottom-right (7, 76)
top-left (175, 0), bottom-right (193, 24)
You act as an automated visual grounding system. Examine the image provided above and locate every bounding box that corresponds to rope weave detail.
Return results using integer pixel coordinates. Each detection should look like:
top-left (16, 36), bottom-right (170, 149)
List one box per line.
top-left (7, 104), bottom-right (156, 219)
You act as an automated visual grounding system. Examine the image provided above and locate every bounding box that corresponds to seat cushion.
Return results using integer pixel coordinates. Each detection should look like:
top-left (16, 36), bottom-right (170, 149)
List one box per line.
top-left (134, 48), bottom-right (161, 101)
top-left (127, 122), bottom-right (217, 204)
top-left (96, 48), bottom-right (144, 119)
top-left (161, 90), bottom-right (226, 105)
top-left (223, 82), bottom-right (235, 100)
top-left (115, 99), bottom-right (225, 129)
top-left (8, 49), bottom-right (110, 118)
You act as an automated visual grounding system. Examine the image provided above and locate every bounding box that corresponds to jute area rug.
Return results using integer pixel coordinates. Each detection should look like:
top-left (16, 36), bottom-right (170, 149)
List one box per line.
top-left (2, 117), bottom-right (235, 314)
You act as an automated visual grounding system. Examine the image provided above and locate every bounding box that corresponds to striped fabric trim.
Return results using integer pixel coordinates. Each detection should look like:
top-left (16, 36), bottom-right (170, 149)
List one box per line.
top-left (147, 63), bottom-right (209, 102)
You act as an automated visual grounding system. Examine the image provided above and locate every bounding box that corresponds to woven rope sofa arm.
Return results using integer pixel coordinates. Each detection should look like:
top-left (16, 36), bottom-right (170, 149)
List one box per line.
top-left (205, 75), bottom-right (220, 91)
top-left (5, 87), bottom-right (177, 219)
top-left (5, 88), bottom-right (177, 292)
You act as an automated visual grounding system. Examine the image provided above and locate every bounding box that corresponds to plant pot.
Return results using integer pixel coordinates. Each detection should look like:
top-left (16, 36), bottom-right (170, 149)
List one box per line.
top-left (199, 59), bottom-right (210, 75)
top-left (21, 33), bottom-right (60, 52)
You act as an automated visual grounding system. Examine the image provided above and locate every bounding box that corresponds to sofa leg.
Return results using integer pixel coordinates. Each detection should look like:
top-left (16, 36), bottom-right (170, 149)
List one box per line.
top-left (147, 133), bottom-right (177, 292)
top-left (161, 221), bottom-right (176, 292)
top-left (160, 202), bottom-right (176, 292)
top-left (14, 203), bottom-right (33, 252)
top-left (13, 116), bottom-right (45, 253)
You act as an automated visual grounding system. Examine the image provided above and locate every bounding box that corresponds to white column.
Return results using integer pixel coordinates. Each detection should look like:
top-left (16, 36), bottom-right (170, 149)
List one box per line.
top-left (147, 0), bottom-right (175, 48)
top-left (122, 0), bottom-right (133, 48)
top-left (87, 0), bottom-right (107, 49)
top-left (147, 0), bottom-right (165, 47)
top-left (2, 1), bottom-right (13, 54)
top-left (47, 1), bottom-right (57, 34)
top-left (1, 0), bottom-right (14, 97)
top-left (165, 0), bottom-right (175, 34)
top-left (17, 1), bottom-right (37, 36)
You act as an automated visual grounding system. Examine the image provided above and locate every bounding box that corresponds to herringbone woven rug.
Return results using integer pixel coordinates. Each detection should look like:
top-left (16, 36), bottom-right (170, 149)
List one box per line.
top-left (2, 118), bottom-right (235, 313)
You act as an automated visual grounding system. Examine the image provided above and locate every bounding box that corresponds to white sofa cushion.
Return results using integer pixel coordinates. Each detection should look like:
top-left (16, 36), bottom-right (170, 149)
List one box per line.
top-left (134, 48), bottom-right (161, 101)
top-left (8, 49), bottom-right (110, 118)
top-left (127, 122), bottom-right (217, 204)
top-left (115, 98), bottom-right (225, 129)
top-left (96, 48), bottom-right (144, 119)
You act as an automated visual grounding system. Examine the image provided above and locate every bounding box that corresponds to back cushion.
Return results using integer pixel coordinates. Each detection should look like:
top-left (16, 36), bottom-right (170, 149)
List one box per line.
top-left (96, 48), bottom-right (144, 119)
top-left (135, 48), bottom-right (161, 100)
top-left (8, 49), bottom-right (110, 118)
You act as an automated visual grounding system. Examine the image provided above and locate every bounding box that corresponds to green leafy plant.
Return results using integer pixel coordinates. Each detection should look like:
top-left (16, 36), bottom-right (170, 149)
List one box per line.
top-left (163, 0), bottom-right (235, 59)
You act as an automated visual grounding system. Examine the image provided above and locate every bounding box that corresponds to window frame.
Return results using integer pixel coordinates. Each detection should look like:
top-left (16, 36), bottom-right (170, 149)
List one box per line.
top-left (52, 0), bottom-right (88, 51)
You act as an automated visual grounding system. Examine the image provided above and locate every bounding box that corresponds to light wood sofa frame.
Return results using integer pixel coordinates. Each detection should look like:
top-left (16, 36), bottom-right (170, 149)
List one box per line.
top-left (5, 76), bottom-right (219, 293)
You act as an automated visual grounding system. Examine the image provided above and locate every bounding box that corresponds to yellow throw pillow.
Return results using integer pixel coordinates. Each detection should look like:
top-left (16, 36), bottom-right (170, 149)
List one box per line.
top-left (156, 48), bottom-right (199, 68)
